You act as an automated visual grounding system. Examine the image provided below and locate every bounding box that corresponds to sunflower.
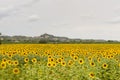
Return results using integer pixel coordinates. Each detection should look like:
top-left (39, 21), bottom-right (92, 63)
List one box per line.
top-left (61, 57), bottom-right (64, 60)
top-left (70, 53), bottom-right (75, 58)
top-left (102, 63), bottom-right (108, 69)
top-left (23, 52), bottom-right (27, 56)
top-left (47, 62), bottom-right (52, 67)
top-left (78, 58), bottom-right (84, 64)
top-left (61, 61), bottom-right (66, 66)
top-left (31, 58), bottom-right (37, 63)
top-left (119, 63), bottom-right (120, 67)
top-left (52, 62), bottom-right (56, 67)
top-left (73, 56), bottom-right (78, 61)
top-left (7, 60), bottom-right (12, 65)
top-left (48, 55), bottom-right (52, 59)
top-left (57, 58), bottom-right (62, 63)
top-left (110, 55), bottom-right (114, 58)
top-left (13, 68), bottom-right (20, 74)
top-left (115, 58), bottom-right (119, 62)
top-left (11, 61), bottom-right (13, 65)
top-left (68, 60), bottom-right (74, 66)
top-left (49, 58), bottom-right (54, 62)
top-left (0, 62), bottom-right (6, 69)
top-left (2, 58), bottom-right (7, 62)
top-left (90, 62), bottom-right (95, 67)
top-left (13, 60), bottom-right (19, 66)
top-left (97, 58), bottom-right (101, 63)
top-left (88, 56), bottom-right (92, 61)
top-left (8, 54), bottom-right (12, 58)
top-left (35, 52), bottom-right (38, 55)
top-left (24, 58), bottom-right (29, 63)
top-left (102, 54), bottom-right (106, 58)
top-left (107, 55), bottom-right (111, 59)
top-left (89, 72), bottom-right (95, 78)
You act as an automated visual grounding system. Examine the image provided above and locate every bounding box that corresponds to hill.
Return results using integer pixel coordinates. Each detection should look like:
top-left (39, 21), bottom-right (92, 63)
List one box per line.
top-left (0, 33), bottom-right (120, 44)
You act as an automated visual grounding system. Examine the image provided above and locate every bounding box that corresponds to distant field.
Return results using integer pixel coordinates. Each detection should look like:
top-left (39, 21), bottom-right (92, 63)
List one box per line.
top-left (0, 44), bottom-right (120, 80)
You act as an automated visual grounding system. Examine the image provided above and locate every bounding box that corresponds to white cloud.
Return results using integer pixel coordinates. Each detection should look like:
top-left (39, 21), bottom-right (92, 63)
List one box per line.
top-left (0, 6), bottom-right (14, 20)
top-left (28, 14), bottom-right (40, 22)
top-left (0, 0), bottom-right (40, 20)
top-left (106, 17), bottom-right (120, 24)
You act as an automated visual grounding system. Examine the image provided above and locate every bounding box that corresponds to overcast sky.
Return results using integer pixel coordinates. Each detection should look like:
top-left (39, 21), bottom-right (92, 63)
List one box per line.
top-left (1, 0), bottom-right (120, 40)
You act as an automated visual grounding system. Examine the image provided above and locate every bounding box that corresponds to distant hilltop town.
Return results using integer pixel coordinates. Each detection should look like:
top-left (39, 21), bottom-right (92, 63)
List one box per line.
top-left (0, 33), bottom-right (120, 44)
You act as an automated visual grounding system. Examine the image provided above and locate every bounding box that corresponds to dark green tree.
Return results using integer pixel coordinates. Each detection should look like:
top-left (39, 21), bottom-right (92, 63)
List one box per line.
top-left (39, 39), bottom-right (48, 44)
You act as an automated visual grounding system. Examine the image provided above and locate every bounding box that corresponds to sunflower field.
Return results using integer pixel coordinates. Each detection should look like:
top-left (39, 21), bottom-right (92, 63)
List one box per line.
top-left (0, 44), bottom-right (120, 80)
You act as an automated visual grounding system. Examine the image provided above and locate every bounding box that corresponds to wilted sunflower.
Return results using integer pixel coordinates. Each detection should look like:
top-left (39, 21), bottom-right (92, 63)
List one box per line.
top-left (102, 63), bottom-right (108, 69)
top-left (49, 70), bottom-right (54, 75)
top-left (13, 68), bottom-right (20, 74)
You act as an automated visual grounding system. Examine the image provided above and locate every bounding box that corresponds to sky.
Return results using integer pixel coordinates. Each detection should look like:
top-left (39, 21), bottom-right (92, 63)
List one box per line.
top-left (1, 0), bottom-right (120, 40)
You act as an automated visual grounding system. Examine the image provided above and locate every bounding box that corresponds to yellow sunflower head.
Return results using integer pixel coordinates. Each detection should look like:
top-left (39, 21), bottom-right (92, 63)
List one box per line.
top-left (24, 58), bottom-right (29, 63)
top-left (89, 72), bottom-right (95, 78)
top-left (78, 58), bottom-right (84, 64)
top-left (47, 62), bottom-right (52, 67)
top-left (13, 60), bottom-right (19, 66)
top-left (90, 62), bottom-right (95, 67)
top-left (13, 68), bottom-right (20, 74)
top-left (0, 62), bottom-right (6, 69)
top-left (61, 61), bottom-right (66, 66)
top-left (102, 63), bottom-right (108, 69)
top-left (31, 58), bottom-right (37, 63)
